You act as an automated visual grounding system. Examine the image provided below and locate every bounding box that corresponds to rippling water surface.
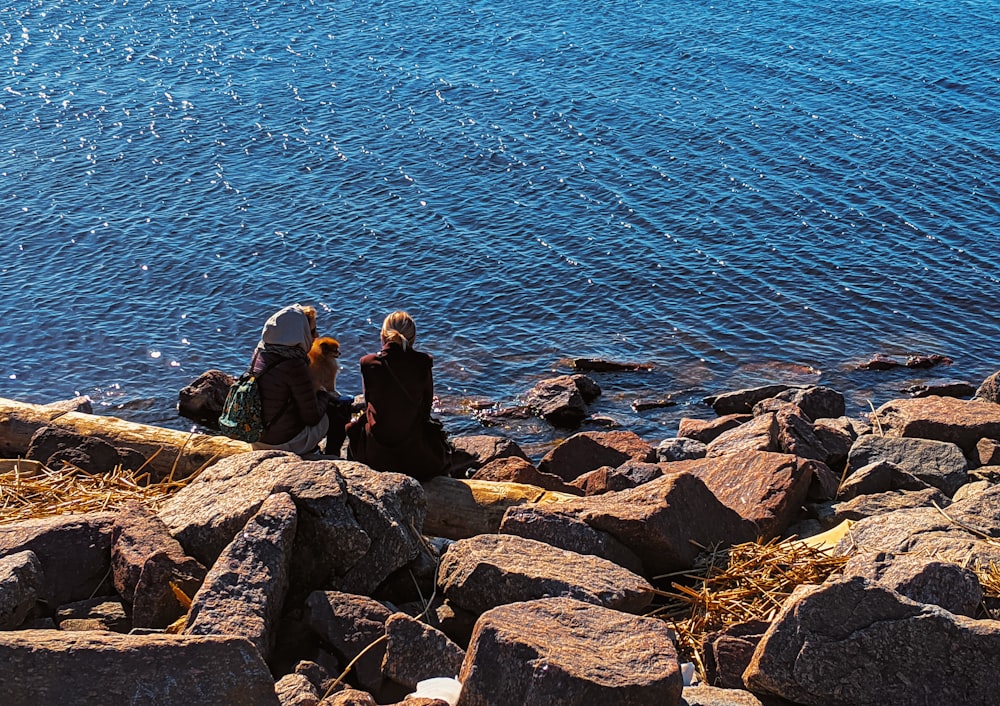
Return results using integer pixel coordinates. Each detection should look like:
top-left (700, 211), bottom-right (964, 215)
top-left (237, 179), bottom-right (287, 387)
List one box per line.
top-left (1, 0), bottom-right (997, 446)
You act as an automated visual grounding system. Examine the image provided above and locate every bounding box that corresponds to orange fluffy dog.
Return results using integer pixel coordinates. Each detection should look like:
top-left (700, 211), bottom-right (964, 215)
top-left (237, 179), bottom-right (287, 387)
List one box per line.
top-left (308, 336), bottom-right (341, 393)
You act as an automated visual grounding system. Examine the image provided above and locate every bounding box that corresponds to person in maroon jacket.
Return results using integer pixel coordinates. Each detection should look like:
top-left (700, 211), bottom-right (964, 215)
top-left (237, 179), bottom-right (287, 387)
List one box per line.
top-left (346, 311), bottom-right (450, 480)
top-left (249, 304), bottom-right (345, 455)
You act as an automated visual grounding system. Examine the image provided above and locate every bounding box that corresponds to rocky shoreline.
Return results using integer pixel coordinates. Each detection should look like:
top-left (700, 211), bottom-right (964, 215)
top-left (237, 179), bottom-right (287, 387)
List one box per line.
top-left (1, 365), bottom-right (1000, 705)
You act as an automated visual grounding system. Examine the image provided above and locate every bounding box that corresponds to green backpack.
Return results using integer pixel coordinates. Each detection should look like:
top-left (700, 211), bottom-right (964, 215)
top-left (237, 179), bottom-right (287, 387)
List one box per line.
top-left (218, 356), bottom-right (287, 443)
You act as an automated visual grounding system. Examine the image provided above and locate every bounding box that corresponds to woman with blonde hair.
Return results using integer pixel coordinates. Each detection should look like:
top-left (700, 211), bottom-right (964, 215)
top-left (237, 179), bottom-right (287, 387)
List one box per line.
top-left (346, 310), bottom-right (450, 480)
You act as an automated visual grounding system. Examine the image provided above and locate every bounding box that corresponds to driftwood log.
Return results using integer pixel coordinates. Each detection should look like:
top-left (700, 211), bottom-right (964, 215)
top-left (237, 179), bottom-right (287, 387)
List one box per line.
top-left (0, 397), bottom-right (575, 538)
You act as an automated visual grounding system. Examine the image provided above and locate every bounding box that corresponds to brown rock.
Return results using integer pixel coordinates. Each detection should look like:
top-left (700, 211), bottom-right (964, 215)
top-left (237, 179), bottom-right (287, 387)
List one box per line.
top-left (557, 472), bottom-right (755, 573)
top-left (471, 457), bottom-right (580, 495)
top-left (974, 370), bottom-right (1000, 404)
top-left (680, 684), bottom-right (775, 705)
top-left (438, 534), bottom-right (653, 615)
top-left (677, 415), bottom-right (751, 444)
top-left (0, 512), bottom-right (115, 608)
top-left (322, 690), bottom-right (377, 706)
top-left (111, 500), bottom-right (206, 629)
top-left (705, 414), bottom-right (778, 457)
top-left (701, 619), bottom-right (770, 690)
top-left (0, 630), bottom-right (279, 705)
top-left (448, 435), bottom-right (529, 476)
top-left (569, 460), bottom-right (662, 495)
top-left (524, 375), bottom-right (597, 428)
top-left (55, 597), bottom-right (130, 633)
top-left (872, 395), bottom-right (1000, 454)
top-left (382, 612), bottom-right (465, 689)
top-left (185, 492), bottom-right (297, 661)
top-left (974, 437), bottom-right (1000, 467)
top-left (538, 430), bottom-right (654, 481)
top-left (499, 506), bottom-right (644, 574)
top-left (457, 597), bottom-right (682, 706)
top-left (275, 672), bottom-right (321, 706)
top-left (744, 576), bottom-right (1000, 706)
top-left (667, 451), bottom-right (815, 539)
top-left (703, 385), bottom-right (793, 415)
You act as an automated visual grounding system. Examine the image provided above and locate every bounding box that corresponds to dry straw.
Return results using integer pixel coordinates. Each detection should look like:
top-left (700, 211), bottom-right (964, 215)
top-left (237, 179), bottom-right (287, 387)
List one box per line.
top-left (650, 537), bottom-right (849, 676)
top-left (0, 457), bottom-right (189, 525)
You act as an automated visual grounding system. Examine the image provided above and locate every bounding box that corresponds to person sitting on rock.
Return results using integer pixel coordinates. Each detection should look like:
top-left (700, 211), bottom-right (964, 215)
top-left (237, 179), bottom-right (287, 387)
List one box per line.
top-left (250, 304), bottom-right (348, 456)
top-left (346, 310), bottom-right (450, 480)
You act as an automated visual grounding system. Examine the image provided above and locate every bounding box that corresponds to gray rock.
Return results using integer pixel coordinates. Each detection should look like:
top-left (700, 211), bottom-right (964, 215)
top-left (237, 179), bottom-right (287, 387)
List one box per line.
top-left (745, 576), bottom-right (1000, 706)
top-left (841, 552), bottom-right (982, 616)
top-left (681, 685), bottom-right (773, 705)
top-left (847, 434), bottom-right (968, 496)
top-left (158, 451), bottom-right (425, 596)
top-left (0, 630), bottom-right (279, 705)
top-left (304, 591), bottom-right (392, 694)
top-left (837, 460), bottom-right (931, 500)
top-left (438, 534), bottom-right (653, 615)
top-left (811, 487), bottom-right (950, 530)
top-left (657, 436), bottom-right (708, 462)
top-left (0, 512), bottom-right (115, 607)
top-left (973, 370), bottom-right (1000, 404)
top-left (0, 550), bottom-right (43, 629)
top-left (185, 492), bottom-right (297, 661)
top-left (872, 395), bottom-right (1000, 455)
top-left (457, 597), bottom-right (682, 706)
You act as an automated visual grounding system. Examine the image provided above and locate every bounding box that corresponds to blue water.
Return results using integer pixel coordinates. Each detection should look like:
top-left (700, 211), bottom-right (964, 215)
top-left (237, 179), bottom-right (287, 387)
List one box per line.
top-left (1, 0), bottom-right (998, 449)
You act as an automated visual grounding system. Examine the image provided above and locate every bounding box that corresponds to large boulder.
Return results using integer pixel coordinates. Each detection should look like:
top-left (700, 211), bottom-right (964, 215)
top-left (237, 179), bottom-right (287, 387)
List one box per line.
top-left (0, 630), bottom-right (279, 705)
top-left (158, 451), bottom-right (425, 596)
top-left (847, 434), bottom-right (968, 496)
top-left (538, 431), bottom-right (655, 482)
top-left (811, 487), bottom-right (949, 530)
top-left (744, 576), bottom-right (1000, 706)
top-left (438, 534), bottom-right (652, 616)
top-left (499, 506), bottom-right (644, 573)
top-left (456, 597), bottom-right (682, 706)
top-left (872, 396), bottom-right (1000, 455)
top-left (111, 500), bottom-right (207, 629)
top-left (554, 472), bottom-right (755, 574)
top-left (705, 414), bottom-right (778, 457)
top-left (664, 451), bottom-right (816, 539)
top-left (0, 513), bottom-right (115, 608)
top-left (184, 492), bottom-right (297, 661)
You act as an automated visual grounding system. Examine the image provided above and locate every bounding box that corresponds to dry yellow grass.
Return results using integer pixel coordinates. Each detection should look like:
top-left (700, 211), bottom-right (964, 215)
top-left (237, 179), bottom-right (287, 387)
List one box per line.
top-left (0, 458), bottom-right (188, 525)
top-left (651, 537), bottom-right (850, 676)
